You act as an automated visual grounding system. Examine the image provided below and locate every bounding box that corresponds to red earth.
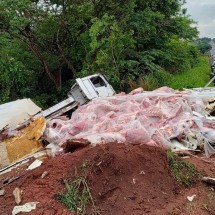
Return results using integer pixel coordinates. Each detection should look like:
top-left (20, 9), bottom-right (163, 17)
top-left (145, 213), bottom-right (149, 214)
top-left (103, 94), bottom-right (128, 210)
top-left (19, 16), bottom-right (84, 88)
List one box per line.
top-left (0, 143), bottom-right (214, 215)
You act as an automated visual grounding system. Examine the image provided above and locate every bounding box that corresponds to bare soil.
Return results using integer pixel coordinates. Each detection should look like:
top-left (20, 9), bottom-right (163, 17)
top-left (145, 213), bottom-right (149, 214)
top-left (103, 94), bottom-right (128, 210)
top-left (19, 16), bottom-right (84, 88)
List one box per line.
top-left (0, 143), bottom-right (214, 215)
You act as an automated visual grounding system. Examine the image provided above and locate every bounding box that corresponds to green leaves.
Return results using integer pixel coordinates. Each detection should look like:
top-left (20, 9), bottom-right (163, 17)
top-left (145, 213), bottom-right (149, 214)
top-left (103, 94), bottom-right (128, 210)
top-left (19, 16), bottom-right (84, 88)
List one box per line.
top-left (155, 36), bottom-right (200, 73)
top-left (0, 0), bottom-right (200, 106)
top-left (195, 38), bottom-right (212, 54)
top-left (0, 58), bottom-right (35, 103)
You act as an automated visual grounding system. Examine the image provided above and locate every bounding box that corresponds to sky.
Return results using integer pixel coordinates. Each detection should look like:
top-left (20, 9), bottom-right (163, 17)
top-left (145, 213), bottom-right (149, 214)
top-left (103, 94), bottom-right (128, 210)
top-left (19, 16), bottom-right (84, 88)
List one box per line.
top-left (185, 0), bottom-right (215, 38)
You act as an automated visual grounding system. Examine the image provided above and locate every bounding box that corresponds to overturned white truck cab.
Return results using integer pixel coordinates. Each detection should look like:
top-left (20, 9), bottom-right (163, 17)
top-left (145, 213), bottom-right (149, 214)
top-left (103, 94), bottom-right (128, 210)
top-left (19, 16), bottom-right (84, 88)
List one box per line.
top-left (39, 74), bottom-right (115, 119)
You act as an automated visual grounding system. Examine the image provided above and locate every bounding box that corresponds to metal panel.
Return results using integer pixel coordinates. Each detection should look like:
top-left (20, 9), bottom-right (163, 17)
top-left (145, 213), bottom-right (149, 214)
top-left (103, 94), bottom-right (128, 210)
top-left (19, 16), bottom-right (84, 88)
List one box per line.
top-left (83, 79), bottom-right (98, 98)
top-left (40, 97), bottom-right (75, 118)
top-left (76, 78), bottom-right (98, 100)
top-left (45, 102), bottom-right (78, 119)
top-left (68, 84), bottom-right (88, 105)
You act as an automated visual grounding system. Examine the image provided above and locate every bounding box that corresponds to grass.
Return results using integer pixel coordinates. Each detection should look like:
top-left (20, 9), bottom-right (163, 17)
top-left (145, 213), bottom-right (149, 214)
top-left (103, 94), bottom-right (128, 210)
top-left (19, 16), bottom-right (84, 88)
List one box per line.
top-left (167, 150), bottom-right (200, 186)
top-left (57, 161), bottom-right (99, 215)
top-left (169, 56), bottom-right (212, 90)
top-left (201, 203), bottom-right (210, 212)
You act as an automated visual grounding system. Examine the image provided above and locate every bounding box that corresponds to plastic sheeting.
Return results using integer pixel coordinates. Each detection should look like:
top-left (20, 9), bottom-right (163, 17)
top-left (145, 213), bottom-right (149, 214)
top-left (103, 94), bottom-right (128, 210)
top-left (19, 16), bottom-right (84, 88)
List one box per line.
top-left (0, 99), bottom-right (41, 130)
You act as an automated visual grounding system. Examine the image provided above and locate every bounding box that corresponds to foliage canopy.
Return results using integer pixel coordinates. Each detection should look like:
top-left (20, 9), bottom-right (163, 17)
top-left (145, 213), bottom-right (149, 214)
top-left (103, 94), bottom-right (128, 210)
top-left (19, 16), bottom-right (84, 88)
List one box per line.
top-left (0, 0), bottom-right (199, 107)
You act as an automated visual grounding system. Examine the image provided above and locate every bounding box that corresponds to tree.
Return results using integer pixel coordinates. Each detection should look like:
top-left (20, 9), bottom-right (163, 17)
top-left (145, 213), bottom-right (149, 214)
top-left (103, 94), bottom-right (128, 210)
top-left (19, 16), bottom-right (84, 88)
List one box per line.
top-left (0, 0), bottom-right (200, 106)
top-left (195, 38), bottom-right (212, 54)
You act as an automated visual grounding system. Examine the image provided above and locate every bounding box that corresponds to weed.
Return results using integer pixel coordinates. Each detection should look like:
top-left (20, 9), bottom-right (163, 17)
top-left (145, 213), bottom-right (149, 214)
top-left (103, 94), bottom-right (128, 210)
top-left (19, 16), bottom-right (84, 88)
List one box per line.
top-left (208, 191), bottom-right (215, 200)
top-left (184, 202), bottom-right (194, 213)
top-left (169, 56), bottom-right (212, 90)
top-left (57, 161), bottom-right (99, 215)
top-left (202, 203), bottom-right (210, 211)
top-left (168, 207), bottom-right (182, 215)
top-left (167, 150), bottom-right (200, 186)
top-left (81, 160), bottom-right (89, 171)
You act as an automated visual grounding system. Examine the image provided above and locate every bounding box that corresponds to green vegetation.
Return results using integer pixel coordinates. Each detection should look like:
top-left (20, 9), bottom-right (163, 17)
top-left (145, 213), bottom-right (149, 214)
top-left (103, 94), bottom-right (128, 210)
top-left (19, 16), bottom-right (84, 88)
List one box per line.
top-left (57, 161), bottom-right (99, 215)
top-left (201, 192), bottom-right (215, 213)
top-left (58, 177), bottom-right (98, 215)
top-left (169, 56), bottom-right (211, 90)
top-left (195, 37), bottom-right (212, 54)
top-left (201, 203), bottom-right (210, 212)
top-left (0, 0), bottom-right (200, 107)
top-left (167, 150), bottom-right (200, 186)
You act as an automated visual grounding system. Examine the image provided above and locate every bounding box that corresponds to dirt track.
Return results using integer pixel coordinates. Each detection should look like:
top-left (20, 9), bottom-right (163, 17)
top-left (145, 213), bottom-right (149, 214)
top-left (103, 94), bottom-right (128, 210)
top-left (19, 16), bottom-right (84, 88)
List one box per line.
top-left (0, 143), bottom-right (214, 215)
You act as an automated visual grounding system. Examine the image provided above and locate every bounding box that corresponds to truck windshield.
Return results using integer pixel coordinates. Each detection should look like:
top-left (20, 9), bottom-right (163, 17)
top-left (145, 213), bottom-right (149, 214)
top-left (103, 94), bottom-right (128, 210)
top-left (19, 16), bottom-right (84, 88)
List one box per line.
top-left (90, 76), bottom-right (106, 87)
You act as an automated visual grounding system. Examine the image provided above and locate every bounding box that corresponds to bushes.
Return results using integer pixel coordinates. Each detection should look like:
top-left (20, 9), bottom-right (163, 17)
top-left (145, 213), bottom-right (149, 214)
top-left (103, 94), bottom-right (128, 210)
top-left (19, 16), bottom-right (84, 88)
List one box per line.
top-left (155, 37), bottom-right (200, 73)
top-left (169, 56), bottom-right (211, 90)
top-left (0, 0), bottom-right (200, 106)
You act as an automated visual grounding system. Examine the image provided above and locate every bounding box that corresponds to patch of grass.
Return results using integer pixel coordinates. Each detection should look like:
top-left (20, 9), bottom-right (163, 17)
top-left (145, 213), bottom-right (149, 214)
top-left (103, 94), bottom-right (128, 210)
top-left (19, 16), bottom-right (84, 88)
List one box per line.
top-left (208, 191), bottom-right (215, 200)
top-left (169, 56), bottom-right (212, 90)
top-left (167, 150), bottom-right (200, 186)
top-left (57, 161), bottom-right (99, 215)
top-left (201, 203), bottom-right (210, 212)
top-left (81, 160), bottom-right (89, 171)
top-left (168, 207), bottom-right (182, 215)
top-left (184, 202), bottom-right (195, 213)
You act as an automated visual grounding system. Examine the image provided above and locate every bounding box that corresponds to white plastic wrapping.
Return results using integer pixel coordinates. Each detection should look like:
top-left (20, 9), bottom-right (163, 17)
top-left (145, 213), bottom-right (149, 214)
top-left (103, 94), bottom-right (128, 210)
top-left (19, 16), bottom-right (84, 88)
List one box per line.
top-left (44, 87), bottom-right (215, 156)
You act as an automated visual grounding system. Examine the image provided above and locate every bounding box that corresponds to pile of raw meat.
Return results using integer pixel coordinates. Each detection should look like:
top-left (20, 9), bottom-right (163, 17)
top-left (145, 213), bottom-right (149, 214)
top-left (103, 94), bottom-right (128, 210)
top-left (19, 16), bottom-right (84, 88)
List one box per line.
top-left (44, 87), bottom-right (215, 157)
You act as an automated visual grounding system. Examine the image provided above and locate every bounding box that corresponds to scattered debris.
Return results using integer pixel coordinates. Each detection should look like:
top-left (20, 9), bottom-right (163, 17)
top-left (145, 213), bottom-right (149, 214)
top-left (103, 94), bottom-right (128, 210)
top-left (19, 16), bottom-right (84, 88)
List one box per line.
top-left (1, 86), bottom-right (215, 174)
top-left (0, 176), bottom-right (20, 189)
top-left (0, 149), bottom-right (51, 194)
top-left (0, 99), bottom-right (41, 131)
top-left (140, 170), bottom-right (145, 175)
top-left (45, 143), bottom-right (58, 155)
top-left (27, 159), bottom-right (43, 171)
top-left (175, 150), bottom-right (197, 157)
top-left (187, 194), bottom-right (196, 202)
top-left (0, 189), bottom-right (5, 196)
top-left (0, 117), bottom-right (46, 169)
top-left (13, 187), bottom-right (22, 205)
top-left (12, 202), bottom-right (39, 215)
top-left (1, 142), bottom-right (215, 215)
top-left (202, 177), bottom-right (215, 185)
top-left (1, 83), bottom-right (215, 214)
top-left (61, 139), bottom-right (91, 153)
top-left (41, 171), bottom-right (48, 179)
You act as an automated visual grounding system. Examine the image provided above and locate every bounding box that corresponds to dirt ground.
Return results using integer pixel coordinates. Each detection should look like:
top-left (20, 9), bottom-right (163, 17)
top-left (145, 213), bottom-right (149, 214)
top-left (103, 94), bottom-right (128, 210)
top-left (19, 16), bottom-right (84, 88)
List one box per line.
top-left (0, 143), bottom-right (214, 215)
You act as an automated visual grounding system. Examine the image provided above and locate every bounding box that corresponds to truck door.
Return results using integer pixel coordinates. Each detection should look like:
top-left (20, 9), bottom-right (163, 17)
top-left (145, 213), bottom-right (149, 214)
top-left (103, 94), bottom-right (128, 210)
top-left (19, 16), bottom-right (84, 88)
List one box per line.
top-left (90, 75), bottom-right (115, 97)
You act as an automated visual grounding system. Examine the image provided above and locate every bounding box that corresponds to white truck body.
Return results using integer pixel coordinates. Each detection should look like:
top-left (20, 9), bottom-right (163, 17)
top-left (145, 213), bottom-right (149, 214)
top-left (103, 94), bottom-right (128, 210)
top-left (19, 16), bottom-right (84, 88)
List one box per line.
top-left (40, 74), bottom-right (115, 119)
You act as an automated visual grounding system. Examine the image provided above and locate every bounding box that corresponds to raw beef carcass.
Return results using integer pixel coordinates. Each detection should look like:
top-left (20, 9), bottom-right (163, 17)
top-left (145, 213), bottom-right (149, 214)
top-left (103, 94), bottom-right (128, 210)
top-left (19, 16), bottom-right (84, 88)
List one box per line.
top-left (44, 87), bottom-right (215, 157)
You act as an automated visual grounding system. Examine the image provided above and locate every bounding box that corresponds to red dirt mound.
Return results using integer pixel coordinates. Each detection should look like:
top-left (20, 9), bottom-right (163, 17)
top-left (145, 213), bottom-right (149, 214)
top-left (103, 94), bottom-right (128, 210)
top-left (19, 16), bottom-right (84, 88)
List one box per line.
top-left (0, 143), bottom-right (179, 215)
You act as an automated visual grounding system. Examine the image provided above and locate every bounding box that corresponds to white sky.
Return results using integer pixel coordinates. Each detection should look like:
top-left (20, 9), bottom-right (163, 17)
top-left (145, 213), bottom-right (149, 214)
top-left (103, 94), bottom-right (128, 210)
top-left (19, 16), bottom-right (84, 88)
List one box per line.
top-left (185, 0), bottom-right (215, 38)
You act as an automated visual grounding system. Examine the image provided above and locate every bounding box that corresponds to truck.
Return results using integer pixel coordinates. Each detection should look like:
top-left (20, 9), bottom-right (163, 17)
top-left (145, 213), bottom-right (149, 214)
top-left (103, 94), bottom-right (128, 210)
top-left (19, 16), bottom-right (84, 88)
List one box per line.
top-left (38, 73), bottom-right (115, 119)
